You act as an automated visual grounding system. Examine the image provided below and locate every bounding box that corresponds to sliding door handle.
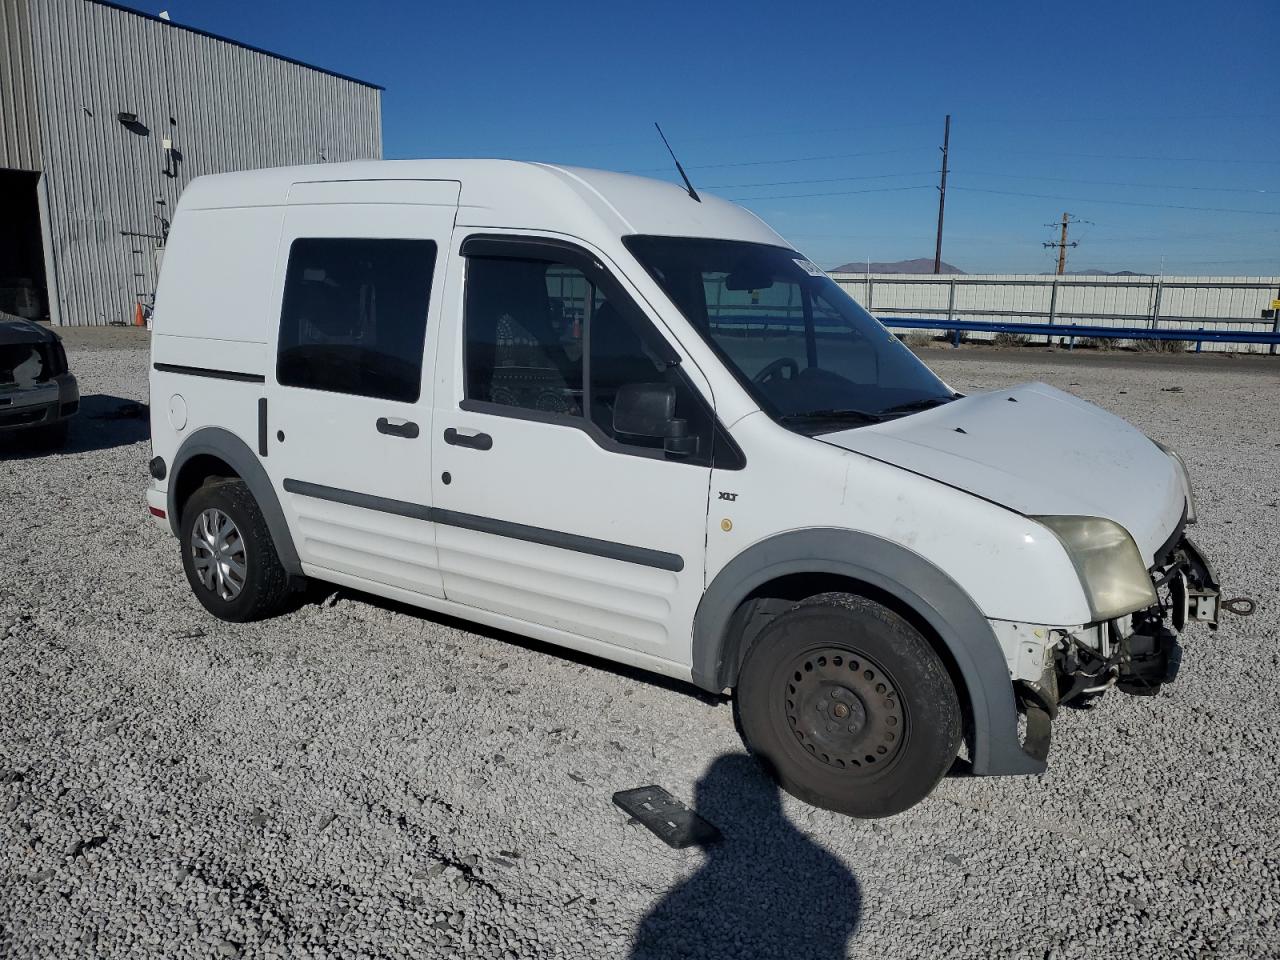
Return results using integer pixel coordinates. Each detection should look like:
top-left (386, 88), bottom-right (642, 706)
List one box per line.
top-left (376, 417), bottom-right (419, 438)
top-left (443, 427), bottom-right (492, 450)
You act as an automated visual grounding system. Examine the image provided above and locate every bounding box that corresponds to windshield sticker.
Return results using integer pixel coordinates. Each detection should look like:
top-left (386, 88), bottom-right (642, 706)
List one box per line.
top-left (793, 258), bottom-right (826, 277)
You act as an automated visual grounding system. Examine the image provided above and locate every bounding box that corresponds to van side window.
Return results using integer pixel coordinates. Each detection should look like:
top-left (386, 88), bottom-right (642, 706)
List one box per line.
top-left (464, 253), bottom-right (717, 461)
top-left (277, 238), bottom-right (436, 403)
top-left (587, 289), bottom-right (709, 446)
top-left (464, 257), bottom-right (585, 415)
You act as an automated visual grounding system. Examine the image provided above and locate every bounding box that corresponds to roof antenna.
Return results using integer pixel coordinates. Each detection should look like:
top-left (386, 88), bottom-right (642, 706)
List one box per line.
top-left (655, 122), bottom-right (701, 203)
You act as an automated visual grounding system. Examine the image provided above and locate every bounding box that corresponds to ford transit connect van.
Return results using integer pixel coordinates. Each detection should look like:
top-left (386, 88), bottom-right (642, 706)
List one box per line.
top-left (146, 160), bottom-right (1221, 817)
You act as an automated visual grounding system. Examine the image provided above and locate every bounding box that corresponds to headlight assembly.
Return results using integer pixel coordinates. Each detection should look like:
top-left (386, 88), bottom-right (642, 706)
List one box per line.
top-left (1153, 440), bottom-right (1197, 524)
top-left (1035, 515), bottom-right (1157, 621)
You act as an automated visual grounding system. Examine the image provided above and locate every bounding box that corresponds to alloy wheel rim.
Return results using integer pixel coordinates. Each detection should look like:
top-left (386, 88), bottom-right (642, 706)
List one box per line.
top-left (190, 508), bottom-right (247, 601)
top-left (783, 647), bottom-right (907, 773)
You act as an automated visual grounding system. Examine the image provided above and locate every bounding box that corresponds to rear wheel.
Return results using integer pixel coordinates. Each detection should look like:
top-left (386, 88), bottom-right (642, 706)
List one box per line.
top-left (180, 479), bottom-right (291, 622)
top-left (734, 592), bottom-right (962, 818)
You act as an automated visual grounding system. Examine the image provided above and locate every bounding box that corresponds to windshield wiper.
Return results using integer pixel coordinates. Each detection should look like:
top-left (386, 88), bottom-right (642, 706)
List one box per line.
top-left (879, 395), bottom-right (958, 416)
top-left (779, 408), bottom-right (885, 425)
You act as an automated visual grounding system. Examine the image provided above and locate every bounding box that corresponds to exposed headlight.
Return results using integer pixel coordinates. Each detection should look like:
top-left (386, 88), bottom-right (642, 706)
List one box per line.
top-left (1035, 515), bottom-right (1157, 621)
top-left (1153, 440), bottom-right (1197, 524)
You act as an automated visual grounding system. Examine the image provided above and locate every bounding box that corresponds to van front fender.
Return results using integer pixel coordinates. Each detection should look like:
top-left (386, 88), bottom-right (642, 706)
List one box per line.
top-left (692, 528), bottom-right (1045, 777)
top-left (168, 427), bottom-right (303, 577)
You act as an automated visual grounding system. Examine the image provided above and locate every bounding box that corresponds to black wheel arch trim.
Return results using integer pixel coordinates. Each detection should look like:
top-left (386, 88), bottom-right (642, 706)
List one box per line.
top-left (167, 427), bottom-right (303, 576)
top-left (691, 528), bottom-right (1045, 777)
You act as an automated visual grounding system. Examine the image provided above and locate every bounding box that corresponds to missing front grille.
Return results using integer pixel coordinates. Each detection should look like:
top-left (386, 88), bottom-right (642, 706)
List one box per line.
top-left (0, 343), bottom-right (52, 388)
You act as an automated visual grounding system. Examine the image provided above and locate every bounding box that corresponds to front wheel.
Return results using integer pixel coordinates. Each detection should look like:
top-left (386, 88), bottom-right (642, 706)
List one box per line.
top-left (179, 479), bottom-right (292, 622)
top-left (734, 592), bottom-right (962, 818)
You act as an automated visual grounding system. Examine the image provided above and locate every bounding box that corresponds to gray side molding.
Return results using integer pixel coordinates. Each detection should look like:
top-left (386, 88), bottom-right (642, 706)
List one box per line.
top-left (691, 528), bottom-right (1044, 777)
top-left (167, 427), bottom-right (303, 576)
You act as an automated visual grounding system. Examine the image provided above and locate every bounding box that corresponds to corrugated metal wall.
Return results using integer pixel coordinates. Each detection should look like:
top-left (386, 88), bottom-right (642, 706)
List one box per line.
top-left (0, 0), bottom-right (40, 170)
top-left (20, 0), bottom-right (382, 325)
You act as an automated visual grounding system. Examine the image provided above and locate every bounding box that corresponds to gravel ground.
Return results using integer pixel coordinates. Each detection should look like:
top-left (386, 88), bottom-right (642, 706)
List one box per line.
top-left (2, 341), bottom-right (1278, 959)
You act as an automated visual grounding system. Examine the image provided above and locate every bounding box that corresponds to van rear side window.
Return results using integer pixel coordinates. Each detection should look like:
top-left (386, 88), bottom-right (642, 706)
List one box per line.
top-left (276, 238), bottom-right (436, 403)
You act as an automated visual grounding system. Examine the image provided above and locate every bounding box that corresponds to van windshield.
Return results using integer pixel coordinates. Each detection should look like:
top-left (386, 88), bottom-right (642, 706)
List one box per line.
top-left (623, 236), bottom-right (955, 430)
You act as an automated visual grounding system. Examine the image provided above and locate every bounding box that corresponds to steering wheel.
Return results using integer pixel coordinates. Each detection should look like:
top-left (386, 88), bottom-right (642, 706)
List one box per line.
top-left (754, 357), bottom-right (800, 385)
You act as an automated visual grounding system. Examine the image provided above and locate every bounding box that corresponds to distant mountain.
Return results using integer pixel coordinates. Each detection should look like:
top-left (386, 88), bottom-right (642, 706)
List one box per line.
top-left (1046, 269), bottom-right (1145, 276)
top-left (830, 258), bottom-right (965, 274)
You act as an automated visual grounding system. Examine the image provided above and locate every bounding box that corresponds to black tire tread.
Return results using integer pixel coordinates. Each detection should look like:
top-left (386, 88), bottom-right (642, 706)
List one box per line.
top-left (733, 590), bottom-right (962, 818)
top-left (180, 479), bottom-right (291, 622)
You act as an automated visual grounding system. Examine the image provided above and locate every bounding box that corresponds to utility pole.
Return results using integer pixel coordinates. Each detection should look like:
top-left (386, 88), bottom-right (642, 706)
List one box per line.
top-left (1043, 212), bottom-right (1080, 275)
top-left (933, 114), bottom-right (951, 274)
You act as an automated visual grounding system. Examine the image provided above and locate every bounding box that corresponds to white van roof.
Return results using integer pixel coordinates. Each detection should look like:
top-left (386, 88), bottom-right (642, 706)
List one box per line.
top-left (176, 159), bottom-right (787, 247)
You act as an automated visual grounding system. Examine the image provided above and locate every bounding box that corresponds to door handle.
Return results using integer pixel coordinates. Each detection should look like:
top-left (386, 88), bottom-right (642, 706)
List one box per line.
top-left (376, 417), bottom-right (419, 438)
top-left (443, 427), bottom-right (493, 450)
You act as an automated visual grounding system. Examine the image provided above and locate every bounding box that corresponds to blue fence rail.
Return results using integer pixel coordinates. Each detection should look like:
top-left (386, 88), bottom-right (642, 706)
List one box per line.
top-left (878, 317), bottom-right (1280, 353)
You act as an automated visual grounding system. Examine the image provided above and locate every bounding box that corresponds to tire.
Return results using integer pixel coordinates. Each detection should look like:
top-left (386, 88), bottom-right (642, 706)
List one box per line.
top-left (179, 479), bottom-right (291, 622)
top-left (733, 592), bottom-right (962, 818)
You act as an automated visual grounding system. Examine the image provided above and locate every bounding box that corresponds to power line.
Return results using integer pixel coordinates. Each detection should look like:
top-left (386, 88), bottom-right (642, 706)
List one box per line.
top-left (727, 184), bottom-right (935, 202)
top-left (959, 171), bottom-right (1277, 194)
top-left (625, 147), bottom-right (920, 174)
top-left (960, 111), bottom-right (1275, 127)
top-left (1081, 257), bottom-right (1280, 266)
top-left (952, 186), bottom-right (1280, 215)
top-left (1001, 150), bottom-right (1280, 165)
top-left (621, 110), bottom-right (1269, 150)
top-left (702, 171), bottom-right (935, 190)
top-left (649, 119), bottom-right (936, 146)
top-left (1086, 230), bottom-right (1280, 243)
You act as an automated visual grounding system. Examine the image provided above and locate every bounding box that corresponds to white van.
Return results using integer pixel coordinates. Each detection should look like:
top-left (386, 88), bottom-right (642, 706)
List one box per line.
top-left (146, 160), bottom-right (1221, 816)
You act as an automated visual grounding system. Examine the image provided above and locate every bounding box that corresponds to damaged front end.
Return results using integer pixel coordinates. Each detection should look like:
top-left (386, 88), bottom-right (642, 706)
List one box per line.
top-left (0, 317), bottom-right (78, 434)
top-left (1053, 533), bottom-right (1220, 705)
top-left (999, 527), bottom-right (1226, 766)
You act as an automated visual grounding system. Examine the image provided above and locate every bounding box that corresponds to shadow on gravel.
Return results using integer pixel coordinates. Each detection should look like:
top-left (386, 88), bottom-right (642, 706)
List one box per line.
top-left (630, 754), bottom-right (861, 960)
top-left (0, 394), bottom-right (148, 459)
top-left (313, 584), bottom-right (727, 704)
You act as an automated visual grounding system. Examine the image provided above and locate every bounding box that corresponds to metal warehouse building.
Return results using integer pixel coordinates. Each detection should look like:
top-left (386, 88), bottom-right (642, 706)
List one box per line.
top-left (1, 0), bottom-right (382, 326)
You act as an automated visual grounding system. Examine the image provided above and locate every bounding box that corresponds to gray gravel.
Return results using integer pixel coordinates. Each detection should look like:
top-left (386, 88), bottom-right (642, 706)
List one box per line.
top-left (2, 342), bottom-right (1278, 959)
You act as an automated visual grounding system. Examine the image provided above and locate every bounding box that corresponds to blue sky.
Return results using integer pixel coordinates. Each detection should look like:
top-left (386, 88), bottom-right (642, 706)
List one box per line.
top-left (123, 0), bottom-right (1278, 274)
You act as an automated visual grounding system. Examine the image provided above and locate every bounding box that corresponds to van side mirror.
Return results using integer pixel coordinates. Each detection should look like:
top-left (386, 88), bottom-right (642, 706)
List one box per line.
top-left (613, 382), bottom-right (699, 458)
top-left (613, 382), bottom-right (675, 441)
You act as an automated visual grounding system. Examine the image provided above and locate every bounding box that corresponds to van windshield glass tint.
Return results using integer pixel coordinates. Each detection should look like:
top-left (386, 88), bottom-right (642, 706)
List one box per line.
top-left (623, 236), bottom-right (954, 428)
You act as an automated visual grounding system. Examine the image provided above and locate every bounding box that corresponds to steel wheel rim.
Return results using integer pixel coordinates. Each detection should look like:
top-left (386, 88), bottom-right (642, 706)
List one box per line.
top-left (783, 647), bottom-right (907, 774)
top-left (190, 508), bottom-right (247, 601)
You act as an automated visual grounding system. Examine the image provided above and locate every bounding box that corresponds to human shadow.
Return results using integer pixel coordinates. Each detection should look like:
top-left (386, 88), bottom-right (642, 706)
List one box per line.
top-left (630, 754), bottom-right (861, 960)
top-left (0, 394), bottom-right (148, 459)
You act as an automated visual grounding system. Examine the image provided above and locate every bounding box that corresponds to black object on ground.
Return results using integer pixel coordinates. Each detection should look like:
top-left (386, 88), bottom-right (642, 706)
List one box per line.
top-left (90, 401), bottom-right (147, 420)
top-left (613, 785), bottom-right (721, 849)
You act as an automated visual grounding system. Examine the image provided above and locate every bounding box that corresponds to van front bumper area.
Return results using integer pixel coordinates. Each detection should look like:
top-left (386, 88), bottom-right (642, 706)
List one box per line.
top-left (1009, 535), bottom-right (1220, 765)
top-left (1056, 534), bottom-right (1219, 702)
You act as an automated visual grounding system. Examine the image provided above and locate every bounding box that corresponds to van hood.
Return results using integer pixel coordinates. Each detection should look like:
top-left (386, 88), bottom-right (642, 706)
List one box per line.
top-left (821, 382), bottom-right (1185, 564)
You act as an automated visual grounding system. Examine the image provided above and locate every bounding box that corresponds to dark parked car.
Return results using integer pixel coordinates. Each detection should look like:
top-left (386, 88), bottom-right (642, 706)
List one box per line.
top-left (0, 313), bottom-right (78, 447)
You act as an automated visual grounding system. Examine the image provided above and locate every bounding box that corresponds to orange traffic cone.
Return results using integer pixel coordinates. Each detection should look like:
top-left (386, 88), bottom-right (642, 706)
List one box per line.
top-left (134, 303), bottom-right (145, 327)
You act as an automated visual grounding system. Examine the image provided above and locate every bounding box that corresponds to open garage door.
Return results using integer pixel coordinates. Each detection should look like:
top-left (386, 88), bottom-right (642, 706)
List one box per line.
top-left (0, 169), bottom-right (49, 322)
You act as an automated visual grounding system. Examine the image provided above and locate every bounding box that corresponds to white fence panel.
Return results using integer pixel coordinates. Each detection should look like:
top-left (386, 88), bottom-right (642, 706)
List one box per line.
top-left (829, 273), bottom-right (1280, 353)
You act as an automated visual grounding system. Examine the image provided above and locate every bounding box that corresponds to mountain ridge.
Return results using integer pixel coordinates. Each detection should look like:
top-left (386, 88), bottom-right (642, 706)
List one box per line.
top-left (829, 258), bottom-right (965, 274)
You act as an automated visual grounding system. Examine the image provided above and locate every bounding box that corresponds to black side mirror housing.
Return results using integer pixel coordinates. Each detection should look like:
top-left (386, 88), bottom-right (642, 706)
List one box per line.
top-left (612, 382), bottom-right (698, 458)
top-left (613, 382), bottom-right (675, 441)
top-left (663, 418), bottom-right (698, 458)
